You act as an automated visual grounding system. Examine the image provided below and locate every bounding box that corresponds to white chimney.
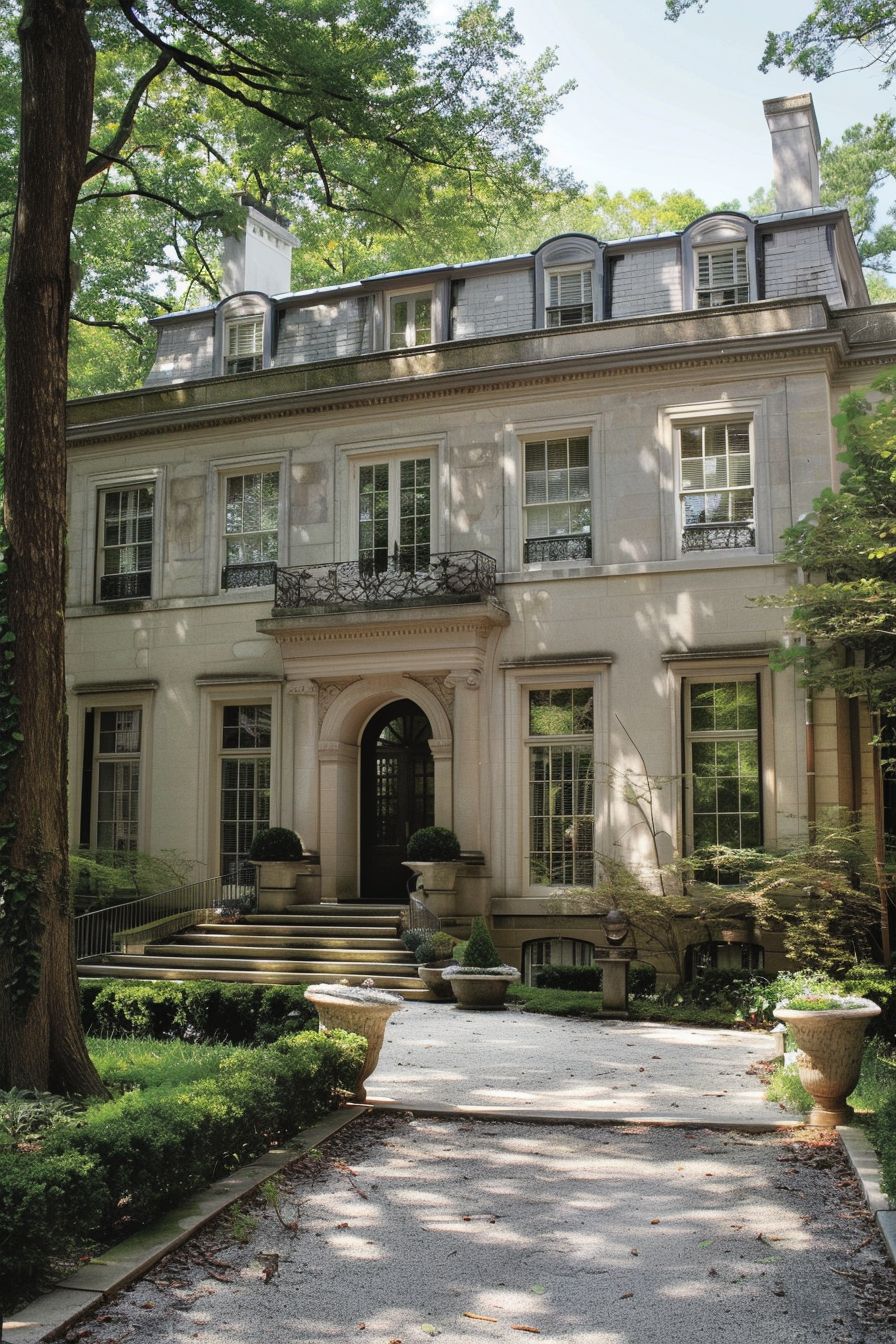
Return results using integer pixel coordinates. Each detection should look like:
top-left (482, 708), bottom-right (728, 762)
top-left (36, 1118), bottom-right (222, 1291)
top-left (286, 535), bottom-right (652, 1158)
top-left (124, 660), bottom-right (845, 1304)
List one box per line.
top-left (763, 93), bottom-right (821, 212)
top-left (221, 197), bottom-right (301, 297)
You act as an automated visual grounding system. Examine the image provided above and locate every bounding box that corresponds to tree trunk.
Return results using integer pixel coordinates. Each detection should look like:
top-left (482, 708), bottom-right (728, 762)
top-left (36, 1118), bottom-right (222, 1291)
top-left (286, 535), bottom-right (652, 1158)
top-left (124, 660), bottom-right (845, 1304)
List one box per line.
top-left (0, 0), bottom-right (104, 1094)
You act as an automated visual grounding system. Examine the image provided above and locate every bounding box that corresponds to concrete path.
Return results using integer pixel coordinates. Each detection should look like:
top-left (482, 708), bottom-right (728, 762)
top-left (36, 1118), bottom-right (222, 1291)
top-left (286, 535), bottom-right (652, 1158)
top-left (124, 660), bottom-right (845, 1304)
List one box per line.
top-left (365, 1003), bottom-right (783, 1124)
top-left (72, 1111), bottom-right (896, 1344)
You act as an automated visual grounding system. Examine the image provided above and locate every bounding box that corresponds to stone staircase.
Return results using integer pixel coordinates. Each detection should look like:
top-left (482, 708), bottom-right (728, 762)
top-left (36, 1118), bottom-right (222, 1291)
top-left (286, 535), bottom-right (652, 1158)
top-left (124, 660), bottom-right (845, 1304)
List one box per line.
top-left (78, 902), bottom-right (433, 999)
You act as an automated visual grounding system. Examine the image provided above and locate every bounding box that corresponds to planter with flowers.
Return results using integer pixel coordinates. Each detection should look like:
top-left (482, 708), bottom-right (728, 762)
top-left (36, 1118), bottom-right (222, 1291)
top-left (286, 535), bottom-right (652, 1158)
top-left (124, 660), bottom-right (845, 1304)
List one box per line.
top-left (442, 915), bottom-right (519, 1009)
top-left (304, 980), bottom-right (403, 1100)
top-left (773, 993), bottom-right (881, 1126)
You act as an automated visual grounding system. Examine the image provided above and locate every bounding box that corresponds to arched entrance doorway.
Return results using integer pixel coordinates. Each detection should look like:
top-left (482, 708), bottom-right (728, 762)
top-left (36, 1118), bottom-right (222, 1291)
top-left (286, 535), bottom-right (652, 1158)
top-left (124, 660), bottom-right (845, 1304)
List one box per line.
top-left (360, 699), bottom-right (434, 900)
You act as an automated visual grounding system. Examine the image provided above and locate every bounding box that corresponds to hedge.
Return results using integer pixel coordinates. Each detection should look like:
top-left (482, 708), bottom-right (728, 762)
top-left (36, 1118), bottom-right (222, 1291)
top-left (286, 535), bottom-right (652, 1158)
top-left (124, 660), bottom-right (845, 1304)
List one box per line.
top-left (1, 1029), bottom-right (364, 1314)
top-left (80, 978), bottom-right (317, 1044)
top-left (533, 963), bottom-right (657, 995)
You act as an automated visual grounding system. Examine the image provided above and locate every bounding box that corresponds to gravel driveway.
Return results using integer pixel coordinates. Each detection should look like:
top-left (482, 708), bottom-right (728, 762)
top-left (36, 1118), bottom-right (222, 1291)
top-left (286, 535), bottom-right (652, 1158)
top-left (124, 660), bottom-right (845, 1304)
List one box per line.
top-left (66, 1112), bottom-right (896, 1344)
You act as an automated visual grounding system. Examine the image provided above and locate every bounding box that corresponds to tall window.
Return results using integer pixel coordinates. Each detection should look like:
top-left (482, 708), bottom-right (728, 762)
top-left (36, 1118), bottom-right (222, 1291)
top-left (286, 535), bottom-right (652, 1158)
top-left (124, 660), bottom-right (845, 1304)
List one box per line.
top-left (685, 678), bottom-right (761, 874)
top-left (695, 245), bottom-right (749, 307)
top-left (225, 318), bottom-right (264, 374)
top-left (546, 268), bottom-right (593, 327)
top-left (389, 292), bottom-right (432, 348)
top-left (98, 485), bottom-right (154, 602)
top-left (527, 687), bottom-right (594, 886)
top-left (222, 470), bottom-right (279, 588)
top-left (358, 456), bottom-right (431, 572)
top-left (220, 704), bottom-right (271, 874)
top-left (679, 421), bottom-right (754, 551)
top-left (523, 436), bottom-right (591, 563)
top-left (93, 709), bottom-right (141, 851)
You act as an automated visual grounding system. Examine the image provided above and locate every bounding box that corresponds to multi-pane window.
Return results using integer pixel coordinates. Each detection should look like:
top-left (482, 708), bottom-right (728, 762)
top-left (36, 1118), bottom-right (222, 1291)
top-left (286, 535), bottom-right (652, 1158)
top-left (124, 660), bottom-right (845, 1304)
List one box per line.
top-left (546, 268), bottom-right (593, 327)
top-left (695, 245), bottom-right (749, 307)
top-left (222, 470), bottom-right (279, 588)
top-left (98, 485), bottom-right (154, 602)
top-left (389, 293), bottom-right (432, 349)
top-left (94, 709), bottom-right (141, 851)
top-left (225, 318), bottom-right (264, 374)
top-left (220, 705), bottom-right (271, 874)
top-left (358, 456), bottom-right (431, 573)
top-left (522, 938), bottom-right (595, 987)
top-left (679, 421), bottom-right (754, 551)
top-left (685, 679), bottom-right (761, 876)
top-left (524, 436), bottom-right (591, 562)
top-left (527, 687), bottom-right (594, 886)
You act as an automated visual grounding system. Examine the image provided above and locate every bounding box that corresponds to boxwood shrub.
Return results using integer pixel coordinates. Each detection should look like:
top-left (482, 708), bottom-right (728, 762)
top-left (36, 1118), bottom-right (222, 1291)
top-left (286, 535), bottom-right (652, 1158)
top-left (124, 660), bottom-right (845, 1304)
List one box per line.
top-left (2, 1029), bottom-right (364, 1313)
top-left (535, 964), bottom-right (602, 992)
top-left (80, 979), bottom-right (316, 1044)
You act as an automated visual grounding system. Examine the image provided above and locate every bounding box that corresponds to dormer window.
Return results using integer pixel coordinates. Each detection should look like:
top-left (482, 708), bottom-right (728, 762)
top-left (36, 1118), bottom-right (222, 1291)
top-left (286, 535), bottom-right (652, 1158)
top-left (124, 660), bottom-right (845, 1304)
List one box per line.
top-left (546, 268), bottom-right (593, 327)
top-left (389, 292), bottom-right (432, 349)
top-left (695, 245), bottom-right (749, 308)
top-left (225, 317), bottom-right (264, 374)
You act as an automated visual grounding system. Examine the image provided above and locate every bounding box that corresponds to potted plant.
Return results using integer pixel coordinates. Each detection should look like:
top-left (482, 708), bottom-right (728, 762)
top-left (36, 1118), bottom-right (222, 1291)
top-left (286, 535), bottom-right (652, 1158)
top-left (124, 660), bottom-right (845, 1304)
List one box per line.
top-left (773, 992), bottom-right (881, 1126)
top-left (304, 980), bottom-right (403, 1101)
top-left (249, 827), bottom-right (306, 912)
top-left (415, 930), bottom-right (459, 1000)
top-left (403, 826), bottom-right (463, 893)
top-left (442, 915), bottom-right (519, 1009)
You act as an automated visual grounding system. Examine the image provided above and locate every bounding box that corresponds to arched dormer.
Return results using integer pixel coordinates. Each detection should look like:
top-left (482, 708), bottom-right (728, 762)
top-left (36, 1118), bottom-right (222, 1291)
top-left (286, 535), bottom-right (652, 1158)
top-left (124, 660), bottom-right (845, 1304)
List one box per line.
top-left (681, 214), bottom-right (758, 311)
top-left (534, 234), bottom-right (604, 330)
top-left (214, 292), bottom-right (274, 376)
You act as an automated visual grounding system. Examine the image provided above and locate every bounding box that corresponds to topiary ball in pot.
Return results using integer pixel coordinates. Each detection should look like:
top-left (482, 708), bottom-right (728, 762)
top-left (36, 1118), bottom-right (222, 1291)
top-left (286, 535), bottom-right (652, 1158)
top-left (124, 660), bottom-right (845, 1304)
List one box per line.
top-left (249, 827), bottom-right (303, 862)
top-left (406, 826), bottom-right (461, 862)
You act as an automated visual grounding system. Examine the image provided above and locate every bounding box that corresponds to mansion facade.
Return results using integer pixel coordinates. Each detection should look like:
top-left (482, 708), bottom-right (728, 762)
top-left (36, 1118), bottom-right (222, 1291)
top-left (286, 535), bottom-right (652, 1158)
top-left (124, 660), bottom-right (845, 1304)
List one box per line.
top-left (64, 95), bottom-right (890, 981)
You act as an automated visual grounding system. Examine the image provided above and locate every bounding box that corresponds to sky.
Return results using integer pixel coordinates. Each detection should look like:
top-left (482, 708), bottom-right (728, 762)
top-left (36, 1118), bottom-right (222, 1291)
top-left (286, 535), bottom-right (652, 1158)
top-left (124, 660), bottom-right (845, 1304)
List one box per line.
top-left (431, 0), bottom-right (890, 206)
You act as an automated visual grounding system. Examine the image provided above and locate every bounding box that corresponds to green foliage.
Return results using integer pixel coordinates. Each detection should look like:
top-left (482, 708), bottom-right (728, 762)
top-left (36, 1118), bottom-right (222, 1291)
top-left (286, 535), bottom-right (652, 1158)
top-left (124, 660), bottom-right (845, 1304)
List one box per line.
top-left (406, 826), bottom-right (461, 861)
top-left (461, 915), bottom-right (500, 968)
top-left (79, 978), bottom-right (316, 1044)
top-left (70, 848), bottom-right (193, 905)
top-left (90, 1037), bottom-right (235, 1091)
top-left (248, 827), bottom-right (303, 862)
top-left (535, 964), bottom-right (603, 991)
top-left (0, 1089), bottom-right (79, 1146)
top-left (629, 963), bottom-right (658, 997)
top-left (506, 983), bottom-right (739, 1027)
top-left (653, 969), bottom-right (770, 1017)
top-left (0, 1029), bottom-right (364, 1311)
top-left (415, 931), bottom-right (457, 964)
top-left (400, 927), bottom-right (426, 953)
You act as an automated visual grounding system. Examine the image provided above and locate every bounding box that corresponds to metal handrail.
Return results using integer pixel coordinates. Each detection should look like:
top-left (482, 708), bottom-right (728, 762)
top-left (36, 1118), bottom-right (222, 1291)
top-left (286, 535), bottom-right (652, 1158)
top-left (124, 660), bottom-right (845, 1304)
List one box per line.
top-left (74, 862), bottom-right (256, 962)
top-left (406, 889), bottom-right (441, 933)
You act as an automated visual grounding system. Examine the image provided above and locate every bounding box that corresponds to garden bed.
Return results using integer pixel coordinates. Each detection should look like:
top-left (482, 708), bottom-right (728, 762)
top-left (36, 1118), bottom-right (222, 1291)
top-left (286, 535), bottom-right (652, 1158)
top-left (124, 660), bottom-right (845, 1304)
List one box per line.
top-left (507, 984), bottom-right (743, 1027)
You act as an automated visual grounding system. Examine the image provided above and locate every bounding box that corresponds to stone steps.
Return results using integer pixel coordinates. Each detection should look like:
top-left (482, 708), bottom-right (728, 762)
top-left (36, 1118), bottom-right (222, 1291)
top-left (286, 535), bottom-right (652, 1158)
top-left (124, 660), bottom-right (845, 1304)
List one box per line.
top-left (183, 929), bottom-right (409, 951)
top-left (155, 940), bottom-right (415, 965)
top-left (77, 961), bottom-right (433, 998)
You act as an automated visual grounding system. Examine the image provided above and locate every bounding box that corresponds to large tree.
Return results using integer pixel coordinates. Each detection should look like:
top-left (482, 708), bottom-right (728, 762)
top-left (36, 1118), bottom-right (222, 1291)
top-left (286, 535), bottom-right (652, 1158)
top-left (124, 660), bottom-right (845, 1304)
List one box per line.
top-left (0, 0), bottom-right (572, 1093)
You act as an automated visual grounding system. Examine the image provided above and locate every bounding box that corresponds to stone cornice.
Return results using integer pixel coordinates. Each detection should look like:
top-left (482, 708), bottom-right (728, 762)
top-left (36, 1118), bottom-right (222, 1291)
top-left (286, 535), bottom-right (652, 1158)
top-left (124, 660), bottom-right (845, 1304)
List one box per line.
top-left (66, 299), bottom-right (857, 449)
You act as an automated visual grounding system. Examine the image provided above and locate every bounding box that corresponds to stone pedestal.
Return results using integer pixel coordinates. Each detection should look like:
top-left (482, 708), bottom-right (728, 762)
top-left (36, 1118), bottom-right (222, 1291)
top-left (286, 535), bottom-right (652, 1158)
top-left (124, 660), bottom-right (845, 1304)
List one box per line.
top-left (596, 947), bottom-right (637, 1016)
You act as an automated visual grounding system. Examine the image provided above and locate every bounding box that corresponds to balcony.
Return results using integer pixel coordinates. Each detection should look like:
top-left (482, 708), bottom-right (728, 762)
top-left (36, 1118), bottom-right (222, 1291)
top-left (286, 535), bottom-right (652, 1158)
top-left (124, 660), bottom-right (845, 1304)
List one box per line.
top-left (221, 561), bottom-right (277, 590)
top-left (274, 550), bottom-right (497, 613)
top-left (681, 523), bottom-right (755, 552)
top-left (524, 534), bottom-right (592, 564)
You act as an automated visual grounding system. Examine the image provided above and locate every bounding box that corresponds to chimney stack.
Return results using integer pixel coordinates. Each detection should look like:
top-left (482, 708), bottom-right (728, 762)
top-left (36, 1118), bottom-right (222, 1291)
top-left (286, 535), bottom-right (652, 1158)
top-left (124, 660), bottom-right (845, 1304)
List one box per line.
top-left (221, 195), bottom-right (300, 297)
top-left (763, 93), bottom-right (821, 213)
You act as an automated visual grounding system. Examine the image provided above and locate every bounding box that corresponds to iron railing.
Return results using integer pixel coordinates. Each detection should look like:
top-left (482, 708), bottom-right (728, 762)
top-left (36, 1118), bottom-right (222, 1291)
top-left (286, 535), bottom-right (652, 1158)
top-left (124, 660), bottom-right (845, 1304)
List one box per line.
top-left (525, 534), bottom-right (592, 564)
top-left (275, 549), bottom-right (497, 611)
top-left (99, 571), bottom-right (151, 602)
top-left (681, 523), bottom-right (755, 552)
top-left (221, 561), bottom-right (277, 590)
top-left (406, 891), bottom-right (441, 933)
top-left (74, 862), bottom-right (255, 962)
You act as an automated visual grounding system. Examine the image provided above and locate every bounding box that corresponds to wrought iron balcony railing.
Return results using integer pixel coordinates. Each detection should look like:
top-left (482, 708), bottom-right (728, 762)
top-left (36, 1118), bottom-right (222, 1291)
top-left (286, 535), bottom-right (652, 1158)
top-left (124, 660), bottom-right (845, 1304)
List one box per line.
top-left (681, 523), bottom-right (755, 552)
top-left (275, 550), bottom-right (497, 611)
top-left (99, 571), bottom-right (152, 602)
top-left (221, 561), bottom-right (278, 590)
top-left (524, 534), bottom-right (592, 564)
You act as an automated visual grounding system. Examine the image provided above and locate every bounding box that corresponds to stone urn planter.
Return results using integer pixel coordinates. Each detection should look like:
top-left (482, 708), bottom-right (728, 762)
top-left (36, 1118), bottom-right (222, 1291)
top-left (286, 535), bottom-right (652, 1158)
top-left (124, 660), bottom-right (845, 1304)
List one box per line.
top-left (249, 827), bottom-right (306, 912)
top-left (442, 966), bottom-right (520, 1009)
top-left (304, 983), bottom-right (403, 1101)
top-left (418, 960), bottom-right (456, 1000)
top-left (403, 860), bottom-right (462, 893)
top-left (773, 995), bottom-right (881, 1126)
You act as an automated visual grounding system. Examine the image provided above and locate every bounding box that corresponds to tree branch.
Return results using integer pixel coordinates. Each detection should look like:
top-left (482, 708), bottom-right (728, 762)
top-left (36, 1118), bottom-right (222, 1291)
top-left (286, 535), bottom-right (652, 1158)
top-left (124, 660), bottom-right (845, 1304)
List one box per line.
top-left (83, 53), bottom-right (173, 183)
top-left (70, 313), bottom-right (144, 345)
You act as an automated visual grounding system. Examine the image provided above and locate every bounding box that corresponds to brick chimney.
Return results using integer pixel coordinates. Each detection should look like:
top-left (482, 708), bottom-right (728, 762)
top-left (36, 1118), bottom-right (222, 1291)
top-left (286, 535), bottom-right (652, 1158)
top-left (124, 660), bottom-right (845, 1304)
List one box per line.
top-left (221, 195), bottom-right (300, 296)
top-left (763, 93), bottom-right (821, 212)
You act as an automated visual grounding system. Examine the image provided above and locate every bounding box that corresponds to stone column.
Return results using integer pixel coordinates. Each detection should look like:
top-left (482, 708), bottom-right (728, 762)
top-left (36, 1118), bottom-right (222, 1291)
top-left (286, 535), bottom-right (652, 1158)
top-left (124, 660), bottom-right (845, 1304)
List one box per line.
top-left (286, 678), bottom-right (319, 853)
top-left (445, 670), bottom-right (482, 853)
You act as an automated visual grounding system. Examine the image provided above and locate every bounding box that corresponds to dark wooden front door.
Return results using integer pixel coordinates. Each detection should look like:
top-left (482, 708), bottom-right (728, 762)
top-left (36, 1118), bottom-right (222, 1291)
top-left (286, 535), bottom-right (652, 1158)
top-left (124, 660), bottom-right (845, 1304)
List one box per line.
top-left (360, 700), bottom-right (434, 900)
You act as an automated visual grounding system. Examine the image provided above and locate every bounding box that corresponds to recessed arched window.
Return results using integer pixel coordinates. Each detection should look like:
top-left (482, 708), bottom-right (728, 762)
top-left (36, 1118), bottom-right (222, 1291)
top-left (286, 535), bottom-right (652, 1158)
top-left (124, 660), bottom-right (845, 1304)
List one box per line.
top-left (215, 293), bottom-right (272, 375)
top-left (681, 215), bottom-right (757, 311)
top-left (534, 235), bottom-right (604, 330)
top-left (522, 937), bottom-right (595, 986)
